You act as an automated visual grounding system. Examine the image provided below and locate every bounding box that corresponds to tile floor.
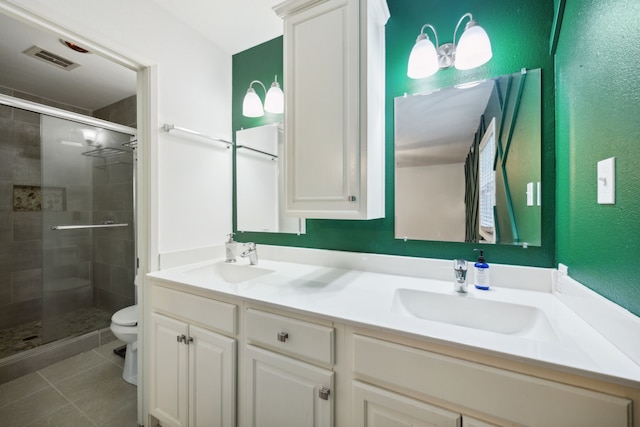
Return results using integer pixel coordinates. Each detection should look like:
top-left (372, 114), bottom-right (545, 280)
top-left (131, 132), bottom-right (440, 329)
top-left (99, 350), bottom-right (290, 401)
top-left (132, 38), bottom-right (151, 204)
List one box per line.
top-left (0, 340), bottom-right (138, 427)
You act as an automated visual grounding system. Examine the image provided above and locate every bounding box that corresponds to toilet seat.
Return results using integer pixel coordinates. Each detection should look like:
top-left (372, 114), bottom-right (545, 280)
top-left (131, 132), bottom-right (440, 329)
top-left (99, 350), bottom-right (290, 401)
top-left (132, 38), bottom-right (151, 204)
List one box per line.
top-left (112, 305), bottom-right (137, 326)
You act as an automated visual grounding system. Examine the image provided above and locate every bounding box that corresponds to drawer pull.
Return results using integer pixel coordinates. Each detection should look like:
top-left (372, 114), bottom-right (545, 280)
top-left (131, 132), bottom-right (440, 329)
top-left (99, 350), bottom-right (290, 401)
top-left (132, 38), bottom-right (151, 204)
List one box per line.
top-left (277, 332), bottom-right (289, 342)
top-left (319, 387), bottom-right (331, 400)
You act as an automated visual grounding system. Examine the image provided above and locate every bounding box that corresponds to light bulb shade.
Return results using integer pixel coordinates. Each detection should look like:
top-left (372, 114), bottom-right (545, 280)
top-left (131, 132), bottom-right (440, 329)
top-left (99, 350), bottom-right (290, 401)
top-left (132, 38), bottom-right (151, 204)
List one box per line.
top-left (242, 87), bottom-right (264, 117)
top-left (454, 23), bottom-right (492, 70)
top-left (407, 34), bottom-right (439, 79)
top-left (264, 82), bottom-right (284, 114)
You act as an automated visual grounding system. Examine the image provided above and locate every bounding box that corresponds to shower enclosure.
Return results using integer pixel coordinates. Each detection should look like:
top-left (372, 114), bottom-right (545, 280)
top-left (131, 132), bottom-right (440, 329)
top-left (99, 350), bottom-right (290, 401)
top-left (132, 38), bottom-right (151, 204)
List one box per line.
top-left (0, 93), bottom-right (136, 361)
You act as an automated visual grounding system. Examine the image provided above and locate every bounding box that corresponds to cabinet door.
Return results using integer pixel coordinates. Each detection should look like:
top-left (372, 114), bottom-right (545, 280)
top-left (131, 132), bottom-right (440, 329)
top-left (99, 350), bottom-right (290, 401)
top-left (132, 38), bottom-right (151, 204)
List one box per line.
top-left (149, 313), bottom-right (189, 427)
top-left (352, 381), bottom-right (461, 427)
top-left (245, 345), bottom-right (334, 427)
top-left (189, 324), bottom-right (236, 427)
top-left (283, 0), bottom-right (362, 218)
top-left (462, 417), bottom-right (499, 427)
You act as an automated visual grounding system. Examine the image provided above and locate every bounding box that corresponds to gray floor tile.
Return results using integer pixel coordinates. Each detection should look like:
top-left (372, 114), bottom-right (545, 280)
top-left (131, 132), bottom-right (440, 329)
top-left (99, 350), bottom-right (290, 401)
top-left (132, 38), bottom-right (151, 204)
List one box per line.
top-left (67, 373), bottom-right (137, 427)
top-left (89, 391), bottom-right (138, 427)
top-left (38, 350), bottom-right (106, 385)
top-left (93, 339), bottom-right (126, 368)
top-left (0, 371), bottom-right (49, 408)
top-left (0, 387), bottom-right (68, 427)
top-left (53, 361), bottom-right (125, 403)
top-left (24, 403), bottom-right (97, 427)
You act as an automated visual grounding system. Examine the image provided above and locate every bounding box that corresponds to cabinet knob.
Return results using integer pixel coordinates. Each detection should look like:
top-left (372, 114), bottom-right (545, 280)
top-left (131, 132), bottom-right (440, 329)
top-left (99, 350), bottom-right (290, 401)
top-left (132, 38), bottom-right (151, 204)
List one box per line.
top-left (177, 334), bottom-right (187, 343)
top-left (187, 336), bottom-right (194, 344)
top-left (319, 387), bottom-right (331, 400)
top-left (348, 195), bottom-right (357, 202)
top-left (277, 332), bottom-right (289, 342)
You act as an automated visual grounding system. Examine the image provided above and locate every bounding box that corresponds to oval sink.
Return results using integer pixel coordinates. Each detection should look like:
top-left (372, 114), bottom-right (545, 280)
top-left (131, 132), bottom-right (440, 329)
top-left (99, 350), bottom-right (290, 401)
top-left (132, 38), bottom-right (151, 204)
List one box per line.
top-left (391, 288), bottom-right (558, 341)
top-left (184, 261), bottom-right (275, 283)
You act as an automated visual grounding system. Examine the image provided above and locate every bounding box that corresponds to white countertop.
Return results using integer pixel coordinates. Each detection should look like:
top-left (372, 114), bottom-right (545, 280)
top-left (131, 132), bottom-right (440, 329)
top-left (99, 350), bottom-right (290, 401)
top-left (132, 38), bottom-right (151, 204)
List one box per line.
top-left (147, 255), bottom-right (640, 389)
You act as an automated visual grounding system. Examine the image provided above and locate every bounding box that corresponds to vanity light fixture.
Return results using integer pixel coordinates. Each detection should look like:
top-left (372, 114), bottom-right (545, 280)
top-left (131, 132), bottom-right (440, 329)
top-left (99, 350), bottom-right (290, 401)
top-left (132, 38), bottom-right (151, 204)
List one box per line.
top-left (242, 75), bottom-right (284, 117)
top-left (407, 13), bottom-right (492, 79)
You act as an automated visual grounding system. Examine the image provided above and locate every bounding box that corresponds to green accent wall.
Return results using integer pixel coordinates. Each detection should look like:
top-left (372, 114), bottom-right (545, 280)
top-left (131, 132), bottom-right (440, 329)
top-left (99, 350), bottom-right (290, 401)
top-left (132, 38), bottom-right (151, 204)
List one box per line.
top-left (555, 0), bottom-right (640, 316)
top-left (232, 0), bottom-right (555, 268)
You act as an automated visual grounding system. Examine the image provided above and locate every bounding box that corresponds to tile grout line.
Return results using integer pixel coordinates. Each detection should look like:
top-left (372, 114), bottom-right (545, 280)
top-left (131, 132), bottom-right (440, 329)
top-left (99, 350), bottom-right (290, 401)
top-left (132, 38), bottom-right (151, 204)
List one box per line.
top-left (35, 370), bottom-right (100, 427)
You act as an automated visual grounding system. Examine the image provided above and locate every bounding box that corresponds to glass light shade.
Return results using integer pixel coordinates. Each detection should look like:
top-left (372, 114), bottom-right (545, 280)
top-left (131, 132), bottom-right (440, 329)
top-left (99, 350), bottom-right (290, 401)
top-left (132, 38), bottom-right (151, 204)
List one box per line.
top-left (454, 23), bottom-right (492, 70)
top-left (407, 34), bottom-right (439, 79)
top-left (264, 82), bottom-right (284, 114)
top-left (242, 88), bottom-right (264, 117)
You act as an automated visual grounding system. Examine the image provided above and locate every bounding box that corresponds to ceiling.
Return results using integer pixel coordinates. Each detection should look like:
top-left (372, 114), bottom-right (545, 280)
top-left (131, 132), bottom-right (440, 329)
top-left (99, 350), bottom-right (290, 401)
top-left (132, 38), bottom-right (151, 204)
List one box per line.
top-left (150, 0), bottom-right (283, 56)
top-left (0, 2), bottom-right (282, 112)
top-left (395, 81), bottom-right (496, 168)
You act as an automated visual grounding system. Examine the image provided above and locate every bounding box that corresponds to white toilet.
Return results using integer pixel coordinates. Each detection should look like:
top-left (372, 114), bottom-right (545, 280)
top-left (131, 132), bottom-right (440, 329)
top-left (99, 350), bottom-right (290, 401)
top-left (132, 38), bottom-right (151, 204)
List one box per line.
top-left (110, 304), bottom-right (138, 385)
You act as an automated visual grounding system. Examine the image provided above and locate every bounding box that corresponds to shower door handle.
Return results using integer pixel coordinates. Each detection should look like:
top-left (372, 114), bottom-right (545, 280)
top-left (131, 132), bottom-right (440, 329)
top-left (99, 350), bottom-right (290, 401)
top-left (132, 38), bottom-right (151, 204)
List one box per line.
top-left (51, 223), bottom-right (128, 230)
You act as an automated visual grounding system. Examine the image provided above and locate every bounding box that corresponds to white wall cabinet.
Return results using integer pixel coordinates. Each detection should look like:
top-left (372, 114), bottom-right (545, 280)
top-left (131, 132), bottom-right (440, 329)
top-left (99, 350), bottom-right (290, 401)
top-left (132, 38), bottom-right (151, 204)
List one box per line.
top-left (148, 285), bottom-right (237, 427)
top-left (274, 0), bottom-right (389, 219)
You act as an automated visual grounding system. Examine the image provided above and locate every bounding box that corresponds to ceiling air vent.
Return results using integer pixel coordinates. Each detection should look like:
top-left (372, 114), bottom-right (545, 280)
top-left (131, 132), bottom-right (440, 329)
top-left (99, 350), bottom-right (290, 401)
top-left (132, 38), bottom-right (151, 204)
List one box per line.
top-left (23, 46), bottom-right (80, 71)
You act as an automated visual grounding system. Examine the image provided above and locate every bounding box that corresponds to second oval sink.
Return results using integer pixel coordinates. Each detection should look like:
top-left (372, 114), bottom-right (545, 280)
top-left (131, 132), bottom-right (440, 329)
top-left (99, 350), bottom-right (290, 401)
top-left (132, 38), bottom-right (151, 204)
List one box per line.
top-left (391, 288), bottom-right (558, 341)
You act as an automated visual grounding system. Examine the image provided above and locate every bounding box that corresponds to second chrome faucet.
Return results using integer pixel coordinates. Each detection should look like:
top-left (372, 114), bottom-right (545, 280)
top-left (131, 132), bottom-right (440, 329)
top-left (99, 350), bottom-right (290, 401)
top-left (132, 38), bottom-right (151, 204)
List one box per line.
top-left (240, 242), bottom-right (258, 265)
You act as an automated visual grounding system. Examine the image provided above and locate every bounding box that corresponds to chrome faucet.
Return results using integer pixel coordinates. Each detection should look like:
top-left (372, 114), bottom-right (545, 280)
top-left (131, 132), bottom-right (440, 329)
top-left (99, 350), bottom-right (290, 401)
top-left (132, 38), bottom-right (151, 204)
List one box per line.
top-left (225, 234), bottom-right (237, 263)
top-left (453, 259), bottom-right (468, 293)
top-left (240, 242), bottom-right (258, 265)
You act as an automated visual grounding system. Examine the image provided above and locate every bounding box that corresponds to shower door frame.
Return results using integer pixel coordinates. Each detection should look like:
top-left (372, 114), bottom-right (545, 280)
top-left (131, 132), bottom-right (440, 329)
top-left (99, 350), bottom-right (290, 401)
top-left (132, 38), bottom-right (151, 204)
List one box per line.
top-left (0, 2), bottom-right (157, 424)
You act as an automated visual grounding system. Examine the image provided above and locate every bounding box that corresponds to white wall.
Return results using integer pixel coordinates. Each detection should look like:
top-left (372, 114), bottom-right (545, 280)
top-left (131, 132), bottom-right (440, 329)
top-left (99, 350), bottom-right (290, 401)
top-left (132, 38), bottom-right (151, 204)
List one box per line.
top-left (396, 163), bottom-right (466, 242)
top-left (5, 0), bottom-right (233, 263)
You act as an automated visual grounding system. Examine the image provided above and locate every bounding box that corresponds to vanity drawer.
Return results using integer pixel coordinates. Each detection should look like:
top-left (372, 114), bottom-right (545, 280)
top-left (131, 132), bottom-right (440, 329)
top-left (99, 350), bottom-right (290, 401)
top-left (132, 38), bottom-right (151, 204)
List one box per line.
top-left (151, 285), bottom-right (237, 335)
top-left (245, 308), bottom-right (334, 366)
top-left (353, 334), bottom-right (631, 427)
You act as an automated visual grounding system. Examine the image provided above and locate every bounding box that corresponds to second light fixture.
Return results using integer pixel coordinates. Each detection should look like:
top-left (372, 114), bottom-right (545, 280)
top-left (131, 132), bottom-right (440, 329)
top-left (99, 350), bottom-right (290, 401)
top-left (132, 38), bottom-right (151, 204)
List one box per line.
top-left (407, 13), bottom-right (492, 79)
top-left (242, 75), bottom-right (284, 117)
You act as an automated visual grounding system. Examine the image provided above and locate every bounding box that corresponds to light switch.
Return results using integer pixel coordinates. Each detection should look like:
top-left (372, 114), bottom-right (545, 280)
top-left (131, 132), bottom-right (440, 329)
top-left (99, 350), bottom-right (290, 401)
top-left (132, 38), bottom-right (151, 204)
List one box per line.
top-left (597, 157), bottom-right (616, 204)
top-left (526, 182), bottom-right (534, 206)
top-left (536, 181), bottom-right (541, 206)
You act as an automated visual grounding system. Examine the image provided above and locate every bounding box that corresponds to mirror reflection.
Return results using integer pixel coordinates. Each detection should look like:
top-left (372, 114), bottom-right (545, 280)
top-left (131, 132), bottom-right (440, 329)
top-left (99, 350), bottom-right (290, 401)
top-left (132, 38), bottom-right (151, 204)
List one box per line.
top-left (395, 69), bottom-right (541, 246)
top-left (235, 123), bottom-right (305, 234)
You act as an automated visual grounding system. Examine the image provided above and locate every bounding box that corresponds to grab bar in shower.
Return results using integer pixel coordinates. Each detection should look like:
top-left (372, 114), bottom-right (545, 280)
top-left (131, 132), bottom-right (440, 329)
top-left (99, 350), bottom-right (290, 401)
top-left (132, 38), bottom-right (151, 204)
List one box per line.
top-left (236, 145), bottom-right (278, 160)
top-left (51, 223), bottom-right (129, 230)
top-left (163, 124), bottom-right (233, 148)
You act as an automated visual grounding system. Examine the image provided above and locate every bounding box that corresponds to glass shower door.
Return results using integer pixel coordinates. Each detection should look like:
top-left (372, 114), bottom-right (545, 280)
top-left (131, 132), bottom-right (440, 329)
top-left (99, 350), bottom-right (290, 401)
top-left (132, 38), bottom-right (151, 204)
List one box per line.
top-left (40, 115), bottom-right (135, 344)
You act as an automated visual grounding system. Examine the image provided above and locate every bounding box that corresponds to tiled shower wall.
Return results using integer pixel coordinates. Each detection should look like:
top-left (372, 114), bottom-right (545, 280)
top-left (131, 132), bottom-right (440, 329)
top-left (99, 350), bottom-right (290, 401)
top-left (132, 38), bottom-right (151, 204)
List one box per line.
top-left (0, 87), bottom-right (136, 330)
top-left (0, 86), bottom-right (92, 330)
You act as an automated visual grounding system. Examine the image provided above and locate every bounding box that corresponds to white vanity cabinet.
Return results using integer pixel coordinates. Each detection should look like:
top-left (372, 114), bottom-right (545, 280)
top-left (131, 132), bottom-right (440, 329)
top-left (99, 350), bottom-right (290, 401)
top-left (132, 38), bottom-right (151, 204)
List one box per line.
top-left (274, 0), bottom-right (388, 219)
top-left (352, 381), bottom-right (461, 427)
top-left (242, 307), bottom-right (335, 427)
top-left (148, 284), bottom-right (237, 427)
top-left (351, 333), bottom-right (632, 427)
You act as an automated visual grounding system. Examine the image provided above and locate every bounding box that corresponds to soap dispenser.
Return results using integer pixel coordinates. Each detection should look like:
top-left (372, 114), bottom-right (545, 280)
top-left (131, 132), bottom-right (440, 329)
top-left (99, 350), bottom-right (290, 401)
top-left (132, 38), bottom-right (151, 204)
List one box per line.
top-left (474, 249), bottom-right (490, 290)
top-left (225, 233), bottom-right (237, 263)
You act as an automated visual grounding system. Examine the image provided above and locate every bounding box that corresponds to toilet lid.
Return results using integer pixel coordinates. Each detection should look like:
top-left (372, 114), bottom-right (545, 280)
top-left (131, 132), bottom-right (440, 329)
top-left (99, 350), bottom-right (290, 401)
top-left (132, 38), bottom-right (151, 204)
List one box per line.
top-left (112, 305), bottom-right (137, 326)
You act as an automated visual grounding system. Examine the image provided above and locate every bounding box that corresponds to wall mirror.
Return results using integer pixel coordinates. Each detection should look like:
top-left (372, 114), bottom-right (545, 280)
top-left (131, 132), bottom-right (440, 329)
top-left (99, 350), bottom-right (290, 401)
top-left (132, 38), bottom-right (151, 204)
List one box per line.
top-left (235, 123), bottom-right (305, 234)
top-left (395, 68), bottom-right (541, 246)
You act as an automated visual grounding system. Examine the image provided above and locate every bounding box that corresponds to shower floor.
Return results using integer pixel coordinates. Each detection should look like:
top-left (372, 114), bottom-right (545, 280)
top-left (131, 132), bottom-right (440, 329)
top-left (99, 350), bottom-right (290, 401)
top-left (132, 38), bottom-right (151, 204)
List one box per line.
top-left (0, 306), bottom-right (113, 359)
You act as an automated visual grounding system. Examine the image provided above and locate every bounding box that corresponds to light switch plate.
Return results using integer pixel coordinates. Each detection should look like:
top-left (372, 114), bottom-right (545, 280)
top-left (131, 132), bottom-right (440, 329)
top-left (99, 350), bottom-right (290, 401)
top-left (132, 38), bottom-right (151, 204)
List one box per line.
top-left (536, 181), bottom-right (541, 206)
top-left (597, 157), bottom-right (615, 204)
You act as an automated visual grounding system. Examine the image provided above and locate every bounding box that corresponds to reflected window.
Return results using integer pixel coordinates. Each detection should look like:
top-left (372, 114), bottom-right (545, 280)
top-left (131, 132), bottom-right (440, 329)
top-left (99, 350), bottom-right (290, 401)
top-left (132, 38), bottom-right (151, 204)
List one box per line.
top-left (478, 118), bottom-right (496, 243)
